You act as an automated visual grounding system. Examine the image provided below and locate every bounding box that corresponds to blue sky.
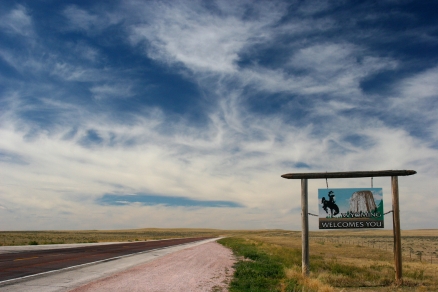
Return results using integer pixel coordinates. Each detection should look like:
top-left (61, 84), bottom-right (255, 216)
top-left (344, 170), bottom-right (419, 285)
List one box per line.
top-left (0, 0), bottom-right (437, 230)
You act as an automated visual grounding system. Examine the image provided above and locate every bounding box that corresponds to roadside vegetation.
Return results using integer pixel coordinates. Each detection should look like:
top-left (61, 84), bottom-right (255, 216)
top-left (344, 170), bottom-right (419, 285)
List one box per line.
top-left (218, 237), bottom-right (288, 291)
top-left (219, 237), bottom-right (333, 292)
top-left (219, 230), bottom-right (438, 292)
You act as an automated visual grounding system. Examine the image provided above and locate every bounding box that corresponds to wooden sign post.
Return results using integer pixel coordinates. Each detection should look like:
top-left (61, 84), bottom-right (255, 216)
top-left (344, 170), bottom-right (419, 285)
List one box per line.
top-left (281, 170), bottom-right (416, 283)
top-left (301, 178), bottom-right (309, 276)
top-left (392, 176), bottom-right (403, 284)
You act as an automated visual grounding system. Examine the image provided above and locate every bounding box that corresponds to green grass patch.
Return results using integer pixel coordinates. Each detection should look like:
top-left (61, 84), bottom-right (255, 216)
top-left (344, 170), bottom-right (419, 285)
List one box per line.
top-left (218, 237), bottom-right (289, 292)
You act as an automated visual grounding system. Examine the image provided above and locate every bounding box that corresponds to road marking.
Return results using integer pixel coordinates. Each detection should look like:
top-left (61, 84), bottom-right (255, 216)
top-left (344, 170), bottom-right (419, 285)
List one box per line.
top-left (13, 256), bottom-right (39, 261)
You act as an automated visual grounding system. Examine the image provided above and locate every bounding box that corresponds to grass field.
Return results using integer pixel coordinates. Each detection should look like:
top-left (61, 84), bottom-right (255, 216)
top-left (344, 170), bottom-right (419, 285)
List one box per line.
top-left (221, 229), bottom-right (438, 291)
top-left (1, 228), bottom-right (437, 291)
top-left (0, 228), bottom-right (229, 246)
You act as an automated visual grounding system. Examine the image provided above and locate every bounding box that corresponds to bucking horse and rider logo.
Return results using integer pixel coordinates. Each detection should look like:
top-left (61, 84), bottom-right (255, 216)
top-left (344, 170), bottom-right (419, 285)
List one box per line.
top-left (321, 190), bottom-right (339, 216)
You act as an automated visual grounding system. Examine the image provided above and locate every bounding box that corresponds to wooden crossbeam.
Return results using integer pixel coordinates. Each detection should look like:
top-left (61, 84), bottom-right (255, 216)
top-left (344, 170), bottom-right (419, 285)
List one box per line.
top-left (281, 170), bottom-right (416, 179)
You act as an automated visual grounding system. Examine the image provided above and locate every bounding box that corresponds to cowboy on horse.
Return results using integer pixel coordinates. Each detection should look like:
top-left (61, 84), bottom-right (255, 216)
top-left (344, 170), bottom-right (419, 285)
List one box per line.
top-left (322, 190), bottom-right (339, 216)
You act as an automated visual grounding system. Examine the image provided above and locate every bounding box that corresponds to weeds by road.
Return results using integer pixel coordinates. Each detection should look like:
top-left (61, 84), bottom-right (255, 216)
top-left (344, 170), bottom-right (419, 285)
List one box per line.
top-left (218, 237), bottom-right (287, 291)
top-left (219, 232), bottom-right (438, 292)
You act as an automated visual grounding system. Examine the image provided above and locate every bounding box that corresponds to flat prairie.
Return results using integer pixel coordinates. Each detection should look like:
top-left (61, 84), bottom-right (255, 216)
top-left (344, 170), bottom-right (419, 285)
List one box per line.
top-left (0, 228), bottom-right (296, 246)
top-left (1, 228), bottom-right (437, 290)
top-left (310, 229), bottom-right (438, 264)
top-left (241, 229), bottom-right (438, 291)
top-left (0, 228), bottom-right (226, 246)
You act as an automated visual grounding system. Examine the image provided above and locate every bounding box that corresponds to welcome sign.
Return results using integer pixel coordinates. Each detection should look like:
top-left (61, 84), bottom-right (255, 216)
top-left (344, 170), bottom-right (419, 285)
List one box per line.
top-left (318, 188), bottom-right (384, 229)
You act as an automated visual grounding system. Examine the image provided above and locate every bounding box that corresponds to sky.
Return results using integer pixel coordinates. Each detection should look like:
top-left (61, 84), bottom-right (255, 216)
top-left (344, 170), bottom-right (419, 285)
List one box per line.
top-left (0, 0), bottom-right (437, 231)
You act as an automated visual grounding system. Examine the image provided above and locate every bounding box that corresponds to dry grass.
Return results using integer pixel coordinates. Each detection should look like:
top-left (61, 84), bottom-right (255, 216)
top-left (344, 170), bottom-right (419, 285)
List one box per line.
top-left (0, 228), bottom-right (229, 246)
top-left (0, 228), bottom-right (287, 246)
top-left (284, 267), bottom-right (334, 292)
top-left (244, 230), bottom-right (438, 291)
top-left (309, 230), bottom-right (438, 265)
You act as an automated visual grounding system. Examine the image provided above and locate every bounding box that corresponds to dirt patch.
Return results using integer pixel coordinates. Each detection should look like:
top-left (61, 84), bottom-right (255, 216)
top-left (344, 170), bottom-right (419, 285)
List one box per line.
top-left (69, 241), bottom-right (235, 292)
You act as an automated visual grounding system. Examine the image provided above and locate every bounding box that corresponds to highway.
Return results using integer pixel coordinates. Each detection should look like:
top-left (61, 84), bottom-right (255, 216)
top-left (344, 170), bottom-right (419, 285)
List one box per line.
top-left (0, 237), bottom-right (209, 283)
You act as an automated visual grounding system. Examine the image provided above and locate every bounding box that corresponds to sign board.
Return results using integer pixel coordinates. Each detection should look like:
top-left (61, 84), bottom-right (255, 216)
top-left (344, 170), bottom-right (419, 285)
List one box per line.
top-left (318, 188), bottom-right (384, 229)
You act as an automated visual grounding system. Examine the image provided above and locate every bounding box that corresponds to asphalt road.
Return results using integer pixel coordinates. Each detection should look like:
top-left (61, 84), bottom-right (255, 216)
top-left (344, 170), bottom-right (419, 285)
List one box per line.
top-left (0, 237), bottom-right (209, 283)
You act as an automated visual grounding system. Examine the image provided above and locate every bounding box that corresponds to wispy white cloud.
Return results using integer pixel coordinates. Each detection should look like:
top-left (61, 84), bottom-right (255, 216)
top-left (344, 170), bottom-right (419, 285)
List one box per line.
top-left (127, 1), bottom-right (283, 73)
top-left (297, 0), bottom-right (331, 16)
top-left (397, 66), bottom-right (438, 100)
top-left (90, 83), bottom-right (134, 100)
top-left (0, 5), bottom-right (33, 36)
top-left (63, 5), bottom-right (99, 31)
top-left (0, 43), bottom-right (104, 83)
top-left (389, 66), bottom-right (438, 141)
top-left (70, 42), bottom-right (101, 62)
top-left (0, 48), bottom-right (44, 74)
top-left (63, 5), bottom-right (122, 33)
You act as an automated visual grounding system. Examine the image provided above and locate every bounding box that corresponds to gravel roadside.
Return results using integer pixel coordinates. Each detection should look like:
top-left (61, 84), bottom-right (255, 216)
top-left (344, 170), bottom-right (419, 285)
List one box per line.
top-left (69, 241), bottom-right (236, 292)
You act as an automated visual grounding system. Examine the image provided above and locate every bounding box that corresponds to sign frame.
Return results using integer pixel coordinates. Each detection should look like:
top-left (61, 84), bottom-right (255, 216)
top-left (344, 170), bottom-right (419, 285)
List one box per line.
top-left (281, 169), bottom-right (416, 285)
